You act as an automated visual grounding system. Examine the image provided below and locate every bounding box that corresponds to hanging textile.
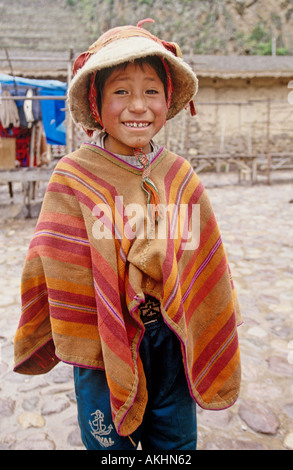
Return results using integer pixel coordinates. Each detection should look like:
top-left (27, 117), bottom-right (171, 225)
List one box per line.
top-left (0, 122), bottom-right (31, 167)
top-left (0, 73), bottom-right (67, 145)
top-left (0, 89), bottom-right (20, 128)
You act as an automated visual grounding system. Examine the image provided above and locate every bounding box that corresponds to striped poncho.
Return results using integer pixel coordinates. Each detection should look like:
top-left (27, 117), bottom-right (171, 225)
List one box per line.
top-left (14, 144), bottom-right (242, 436)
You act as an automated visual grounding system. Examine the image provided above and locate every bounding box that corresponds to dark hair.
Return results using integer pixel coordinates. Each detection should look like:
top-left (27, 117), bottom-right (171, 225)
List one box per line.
top-left (95, 56), bottom-right (168, 117)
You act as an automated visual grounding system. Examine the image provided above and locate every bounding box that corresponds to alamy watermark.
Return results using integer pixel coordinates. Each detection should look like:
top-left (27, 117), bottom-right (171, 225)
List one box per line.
top-left (92, 197), bottom-right (200, 250)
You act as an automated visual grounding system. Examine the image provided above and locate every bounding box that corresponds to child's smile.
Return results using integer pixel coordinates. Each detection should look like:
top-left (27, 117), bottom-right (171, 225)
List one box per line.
top-left (101, 62), bottom-right (167, 155)
top-left (123, 121), bottom-right (150, 128)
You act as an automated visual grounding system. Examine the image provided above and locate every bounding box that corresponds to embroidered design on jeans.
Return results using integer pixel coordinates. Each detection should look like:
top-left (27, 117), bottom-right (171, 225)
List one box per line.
top-left (89, 409), bottom-right (114, 448)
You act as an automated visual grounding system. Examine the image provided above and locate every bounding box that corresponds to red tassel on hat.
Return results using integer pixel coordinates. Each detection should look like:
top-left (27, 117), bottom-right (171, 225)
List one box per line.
top-left (137, 18), bottom-right (155, 28)
top-left (189, 100), bottom-right (197, 116)
top-left (72, 51), bottom-right (90, 76)
top-left (161, 40), bottom-right (182, 58)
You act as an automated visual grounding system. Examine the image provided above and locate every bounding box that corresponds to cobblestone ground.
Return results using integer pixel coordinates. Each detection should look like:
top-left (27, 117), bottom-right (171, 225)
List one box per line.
top-left (0, 171), bottom-right (292, 450)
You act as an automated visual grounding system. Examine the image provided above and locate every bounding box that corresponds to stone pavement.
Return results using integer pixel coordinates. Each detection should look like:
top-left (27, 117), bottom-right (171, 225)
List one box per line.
top-left (0, 171), bottom-right (292, 450)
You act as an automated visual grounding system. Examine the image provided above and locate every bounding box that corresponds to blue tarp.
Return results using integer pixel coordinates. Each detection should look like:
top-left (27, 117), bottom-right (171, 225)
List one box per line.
top-left (0, 73), bottom-right (67, 145)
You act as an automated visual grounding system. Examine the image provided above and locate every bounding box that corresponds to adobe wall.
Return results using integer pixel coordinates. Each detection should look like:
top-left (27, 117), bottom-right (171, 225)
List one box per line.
top-left (158, 76), bottom-right (293, 159)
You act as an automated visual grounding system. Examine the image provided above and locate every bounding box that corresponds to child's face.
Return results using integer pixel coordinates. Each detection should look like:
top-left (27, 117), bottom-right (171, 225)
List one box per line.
top-left (101, 62), bottom-right (167, 155)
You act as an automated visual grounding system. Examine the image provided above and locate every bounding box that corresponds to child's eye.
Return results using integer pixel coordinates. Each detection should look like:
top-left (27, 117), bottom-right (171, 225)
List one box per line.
top-left (146, 89), bottom-right (159, 95)
top-left (114, 89), bottom-right (128, 95)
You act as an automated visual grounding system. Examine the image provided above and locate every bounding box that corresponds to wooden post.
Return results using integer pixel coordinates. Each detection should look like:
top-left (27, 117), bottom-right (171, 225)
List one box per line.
top-left (66, 48), bottom-right (74, 154)
top-left (247, 102), bottom-right (252, 156)
top-left (4, 48), bottom-right (18, 95)
top-left (220, 112), bottom-right (226, 167)
top-left (181, 111), bottom-right (186, 154)
top-left (238, 103), bottom-right (242, 138)
top-left (266, 98), bottom-right (271, 185)
top-left (184, 112), bottom-right (191, 160)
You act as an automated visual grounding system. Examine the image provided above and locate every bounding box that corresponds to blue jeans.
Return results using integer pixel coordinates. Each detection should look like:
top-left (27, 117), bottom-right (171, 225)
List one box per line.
top-left (74, 317), bottom-right (197, 450)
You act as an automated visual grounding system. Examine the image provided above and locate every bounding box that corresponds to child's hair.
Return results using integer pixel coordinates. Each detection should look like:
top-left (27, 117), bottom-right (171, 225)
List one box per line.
top-left (95, 55), bottom-right (168, 117)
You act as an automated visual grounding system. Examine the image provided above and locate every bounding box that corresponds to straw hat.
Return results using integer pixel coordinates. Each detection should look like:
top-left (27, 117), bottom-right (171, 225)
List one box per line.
top-left (68, 19), bottom-right (198, 133)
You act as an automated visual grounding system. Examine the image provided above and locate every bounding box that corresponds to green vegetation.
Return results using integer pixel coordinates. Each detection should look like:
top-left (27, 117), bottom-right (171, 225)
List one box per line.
top-left (65, 0), bottom-right (292, 55)
top-left (236, 23), bottom-right (289, 55)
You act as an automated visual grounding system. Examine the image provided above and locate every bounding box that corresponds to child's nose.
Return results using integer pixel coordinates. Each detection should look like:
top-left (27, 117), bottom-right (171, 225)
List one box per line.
top-left (128, 93), bottom-right (147, 113)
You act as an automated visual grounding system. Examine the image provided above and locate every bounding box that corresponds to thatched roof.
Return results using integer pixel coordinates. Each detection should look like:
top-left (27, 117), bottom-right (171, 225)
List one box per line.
top-left (190, 55), bottom-right (293, 79)
top-left (0, 50), bottom-right (72, 81)
top-left (0, 51), bottom-right (292, 81)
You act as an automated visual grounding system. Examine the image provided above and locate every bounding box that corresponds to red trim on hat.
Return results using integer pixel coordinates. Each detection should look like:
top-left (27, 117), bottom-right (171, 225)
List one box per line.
top-left (87, 71), bottom-right (103, 133)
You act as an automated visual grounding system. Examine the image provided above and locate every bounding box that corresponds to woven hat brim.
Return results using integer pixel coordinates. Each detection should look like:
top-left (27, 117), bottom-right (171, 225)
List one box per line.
top-left (68, 36), bottom-right (198, 131)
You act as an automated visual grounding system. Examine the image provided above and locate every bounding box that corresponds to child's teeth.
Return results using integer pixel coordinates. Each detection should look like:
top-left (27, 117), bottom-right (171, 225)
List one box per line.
top-left (125, 122), bottom-right (148, 128)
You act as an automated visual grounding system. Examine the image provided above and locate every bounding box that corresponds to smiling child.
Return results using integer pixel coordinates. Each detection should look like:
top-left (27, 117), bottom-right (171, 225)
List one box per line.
top-left (14, 20), bottom-right (242, 451)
